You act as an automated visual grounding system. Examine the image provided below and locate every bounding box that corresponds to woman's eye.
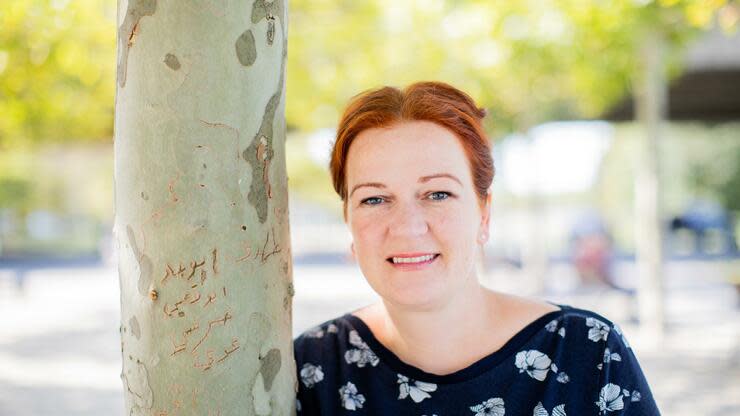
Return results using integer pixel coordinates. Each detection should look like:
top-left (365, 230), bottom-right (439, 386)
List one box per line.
top-left (360, 197), bottom-right (384, 206)
top-left (428, 191), bottom-right (450, 201)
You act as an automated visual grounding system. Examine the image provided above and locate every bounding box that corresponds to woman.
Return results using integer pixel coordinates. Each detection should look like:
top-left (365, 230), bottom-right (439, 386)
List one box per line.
top-left (294, 82), bottom-right (660, 415)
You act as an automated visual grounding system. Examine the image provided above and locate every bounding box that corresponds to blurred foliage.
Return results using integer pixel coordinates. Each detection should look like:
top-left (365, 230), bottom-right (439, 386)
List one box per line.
top-left (0, 145), bottom-right (112, 218)
top-left (285, 134), bottom-right (343, 214)
top-left (287, 0), bottom-right (737, 134)
top-left (0, 0), bottom-right (117, 148)
top-left (598, 121), bottom-right (740, 251)
top-left (0, 0), bottom-right (737, 148)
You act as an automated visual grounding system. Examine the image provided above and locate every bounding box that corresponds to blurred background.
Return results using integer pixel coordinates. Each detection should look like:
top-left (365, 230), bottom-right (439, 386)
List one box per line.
top-left (1, 0), bottom-right (739, 414)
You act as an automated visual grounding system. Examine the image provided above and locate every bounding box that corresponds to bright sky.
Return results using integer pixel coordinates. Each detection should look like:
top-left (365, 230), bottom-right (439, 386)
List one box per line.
top-left (497, 121), bottom-right (614, 196)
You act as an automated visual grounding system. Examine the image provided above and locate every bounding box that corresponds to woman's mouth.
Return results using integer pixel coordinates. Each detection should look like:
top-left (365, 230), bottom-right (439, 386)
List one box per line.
top-left (386, 253), bottom-right (440, 269)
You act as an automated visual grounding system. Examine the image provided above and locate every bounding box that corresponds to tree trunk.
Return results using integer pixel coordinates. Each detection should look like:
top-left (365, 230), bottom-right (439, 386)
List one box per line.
top-left (633, 29), bottom-right (666, 339)
top-left (114, 1), bottom-right (295, 415)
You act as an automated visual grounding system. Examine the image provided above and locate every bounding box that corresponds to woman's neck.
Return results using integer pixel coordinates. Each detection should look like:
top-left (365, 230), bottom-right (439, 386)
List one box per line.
top-left (376, 279), bottom-right (499, 375)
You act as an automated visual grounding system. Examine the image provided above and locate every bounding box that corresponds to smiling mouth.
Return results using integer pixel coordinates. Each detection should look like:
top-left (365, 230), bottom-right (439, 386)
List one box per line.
top-left (386, 253), bottom-right (440, 264)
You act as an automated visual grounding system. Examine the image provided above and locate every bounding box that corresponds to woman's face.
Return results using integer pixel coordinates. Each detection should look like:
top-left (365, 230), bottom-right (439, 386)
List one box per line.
top-left (345, 120), bottom-right (490, 310)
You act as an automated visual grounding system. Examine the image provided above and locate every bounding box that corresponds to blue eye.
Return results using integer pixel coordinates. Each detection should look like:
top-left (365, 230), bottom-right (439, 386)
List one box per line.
top-left (429, 191), bottom-right (450, 201)
top-left (361, 197), bottom-right (384, 206)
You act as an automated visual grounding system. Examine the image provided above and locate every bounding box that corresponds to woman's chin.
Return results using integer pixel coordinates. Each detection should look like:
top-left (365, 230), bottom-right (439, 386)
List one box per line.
top-left (382, 281), bottom-right (449, 310)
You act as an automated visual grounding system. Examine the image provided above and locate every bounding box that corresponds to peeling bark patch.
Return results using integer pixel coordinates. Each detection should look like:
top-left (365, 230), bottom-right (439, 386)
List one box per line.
top-left (129, 316), bottom-right (141, 340)
top-left (251, 375), bottom-right (271, 415)
top-left (122, 359), bottom-right (154, 411)
top-left (259, 348), bottom-right (281, 391)
top-left (163, 53), bottom-right (180, 70)
top-left (117, 0), bottom-right (158, 88)
top-left (235, 29), bottom-right (257, 66)
top-left (127, 225), bottom-right (153, 296)
top-left (241, 32), bottom-right (286, 223)
top-left (242, 88), bottom-right (280, 223)
top-left (251, 0), bottom-right (285, 41)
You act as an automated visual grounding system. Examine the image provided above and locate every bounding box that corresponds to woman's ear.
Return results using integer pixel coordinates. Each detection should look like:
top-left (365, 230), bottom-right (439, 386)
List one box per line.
top-left (478, 192), bottom-right (492, 244)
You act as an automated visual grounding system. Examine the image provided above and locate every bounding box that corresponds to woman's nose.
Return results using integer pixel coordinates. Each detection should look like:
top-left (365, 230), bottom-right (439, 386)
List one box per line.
top-left (387, 202), bottom-right (428, 238)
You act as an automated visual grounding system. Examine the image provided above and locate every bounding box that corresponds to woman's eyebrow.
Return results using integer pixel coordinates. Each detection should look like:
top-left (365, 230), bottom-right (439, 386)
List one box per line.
top-left (349, 174), bottom-right (462, 197)
top-left (349, 182), bottom-right (385, 198)
top-left (419, 173), bottom-right (462, 186)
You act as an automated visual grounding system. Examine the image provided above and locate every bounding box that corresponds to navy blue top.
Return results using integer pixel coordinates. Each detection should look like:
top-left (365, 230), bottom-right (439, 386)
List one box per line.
top-left (293, 304), bottom-right (660, 415)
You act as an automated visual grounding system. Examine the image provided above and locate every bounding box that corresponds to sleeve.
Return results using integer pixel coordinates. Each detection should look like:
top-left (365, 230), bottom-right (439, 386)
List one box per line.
top-left (593, 323), bottom-right (661, 415)
top-left (294, 334), bottom-right (330, 416)
top-left (294, 335), bottom-right (317, 416)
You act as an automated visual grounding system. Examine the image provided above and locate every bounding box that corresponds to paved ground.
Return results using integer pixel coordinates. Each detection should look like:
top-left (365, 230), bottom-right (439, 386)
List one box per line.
top-left (0, 260), bottom-right (737, 415)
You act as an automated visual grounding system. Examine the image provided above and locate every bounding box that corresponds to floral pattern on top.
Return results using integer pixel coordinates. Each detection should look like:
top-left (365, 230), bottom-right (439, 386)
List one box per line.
top-left (304, 323), bottom-right (339, 339)
top-left (470, 397), bottom-right (505, 416)
top-left (597, 347), bottom-right (622, 370)
top-left (344, 330), bottom-right (380, 367)
top-left (397, 374), bottom-right (437, 403)
top-left (596, 383), bottom-right (624, 414)
top-left (300, 363), bottom-right (324, 388)
top-left (545, 319), bottom-right (566, 338)
top-left (515, 350), bottom-right (552, 381)
top-left (556, 372), bottom-right (570, 383)
top-left (533, 402), bottom-right (566, 416)
top-left (339, 381), bottom-right (366, 411)
top-left (545, 320), bottom-right (558, 332)
top-left (294, 306), bottom-right (660, 415)
top-left (586, 317), bottom-right (610, 342)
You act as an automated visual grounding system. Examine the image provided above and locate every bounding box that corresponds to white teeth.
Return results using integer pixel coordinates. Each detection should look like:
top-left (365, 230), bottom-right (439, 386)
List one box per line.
top-left (391, 254), bottom-right (436, 264)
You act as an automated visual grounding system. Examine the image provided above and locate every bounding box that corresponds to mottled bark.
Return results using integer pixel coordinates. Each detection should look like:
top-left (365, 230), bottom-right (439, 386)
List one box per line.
top-left (114, 1), bottom-right (295, 414)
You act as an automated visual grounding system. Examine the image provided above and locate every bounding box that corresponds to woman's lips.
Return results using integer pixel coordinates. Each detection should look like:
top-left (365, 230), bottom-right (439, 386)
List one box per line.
top-left (386, 253), bottom-right (440, 270)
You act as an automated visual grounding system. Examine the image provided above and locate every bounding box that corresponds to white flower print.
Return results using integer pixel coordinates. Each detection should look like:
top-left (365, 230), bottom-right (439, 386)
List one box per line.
top-left (299, 363), bottom-right (324, 388)
top-left (338, 381), bottom-right (366, 411)
top-left (470, 397), bottom-right (505, 416)
top-left (556, 372), bottom-right (570, 383)
top-left (558, 327), bottom-right (566, 338)
top-left (597, 347), bottom-right (623, 370)
top-left (595, 383), bottom-right (624, 414)
top-left (296, 398), bottom-right (302, 412)
top-left (586, 317), bottom-right (610, 342)
top-left (612, 323), bottom-right (630, 348)
top-left (533, 402), bottom-right (566, 416)
top-left (545, 320), bottom-right (558, 332)
top-left (344, 330), bottom-right (379, 367)
top-left (397, 374), bottom-right (437, 403)
top-left (305, 323), bottom-right (339, 338)
top-left (304, 326), bottom-right (325, 338)
top-left (603, 348), bottom-right (622, 363)
top-left (631, 390), bottom-right (642, 402)
top-left (515, 350), bottom-right (552, 381)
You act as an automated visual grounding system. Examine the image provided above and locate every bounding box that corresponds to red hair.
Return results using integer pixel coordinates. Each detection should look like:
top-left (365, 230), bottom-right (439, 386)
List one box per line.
top-left (330, 81), bottom-right (494, 212)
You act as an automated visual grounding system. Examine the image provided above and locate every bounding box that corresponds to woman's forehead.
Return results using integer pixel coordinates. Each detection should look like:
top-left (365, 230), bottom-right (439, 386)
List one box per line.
top-left (346, 148), bottom-right (472, 190)
top-left (349, 121), bottom-right (468, 162)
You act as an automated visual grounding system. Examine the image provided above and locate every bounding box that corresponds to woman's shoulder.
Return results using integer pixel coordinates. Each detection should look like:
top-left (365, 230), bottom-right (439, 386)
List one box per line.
top-left (551, 303), bottom-right (630, 343)
top-left (494, 293), bottom-right (622, 342)
top-left (293, 312), bottom-right (369, 363)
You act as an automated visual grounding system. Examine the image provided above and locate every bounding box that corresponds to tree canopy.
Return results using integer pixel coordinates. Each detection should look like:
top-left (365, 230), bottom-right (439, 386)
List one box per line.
top-left (0, 0), bottom-right (737, 148)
